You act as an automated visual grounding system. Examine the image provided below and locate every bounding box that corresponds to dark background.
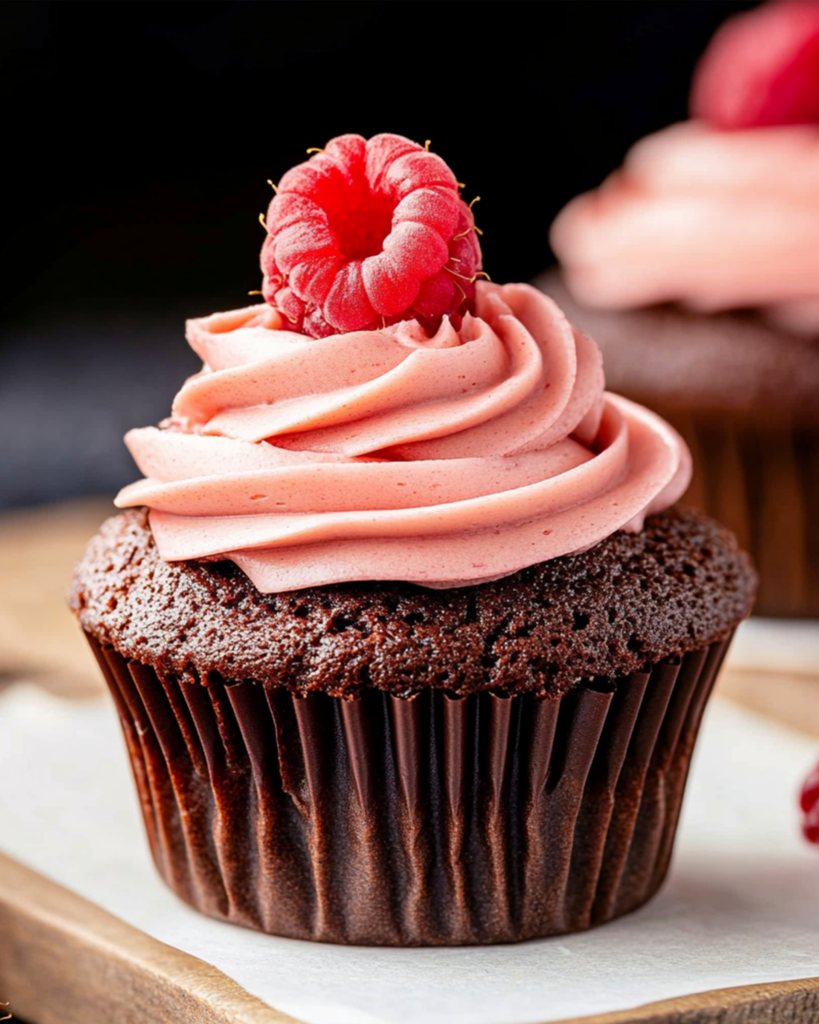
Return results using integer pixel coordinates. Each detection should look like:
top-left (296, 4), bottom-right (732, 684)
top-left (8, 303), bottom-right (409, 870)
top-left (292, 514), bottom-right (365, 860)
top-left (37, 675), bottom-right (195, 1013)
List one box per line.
top-left (1, 0), bottom-right (759, 509)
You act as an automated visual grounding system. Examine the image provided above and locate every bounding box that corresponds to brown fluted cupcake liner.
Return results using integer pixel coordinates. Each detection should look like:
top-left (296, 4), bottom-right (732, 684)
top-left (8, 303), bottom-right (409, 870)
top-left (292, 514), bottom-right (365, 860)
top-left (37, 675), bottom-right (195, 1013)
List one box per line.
top-left (86, 631), bottom-right (731, 946)
top-left (647, 407), bottom-right (819, 618)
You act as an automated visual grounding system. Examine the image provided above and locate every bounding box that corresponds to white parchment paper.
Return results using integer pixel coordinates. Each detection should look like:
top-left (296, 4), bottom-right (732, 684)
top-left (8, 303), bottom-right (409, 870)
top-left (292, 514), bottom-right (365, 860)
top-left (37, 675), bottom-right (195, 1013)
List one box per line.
top-left (2, 618), bottom-right (819, 1024)
top-left (727, 616), bottom-right (819, 674)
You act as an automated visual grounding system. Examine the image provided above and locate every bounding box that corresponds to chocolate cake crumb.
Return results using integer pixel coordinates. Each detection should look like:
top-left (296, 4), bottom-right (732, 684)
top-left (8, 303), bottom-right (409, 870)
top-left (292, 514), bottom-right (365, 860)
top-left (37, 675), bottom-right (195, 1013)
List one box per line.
top-left (70, 506), bottom-right (756, 698)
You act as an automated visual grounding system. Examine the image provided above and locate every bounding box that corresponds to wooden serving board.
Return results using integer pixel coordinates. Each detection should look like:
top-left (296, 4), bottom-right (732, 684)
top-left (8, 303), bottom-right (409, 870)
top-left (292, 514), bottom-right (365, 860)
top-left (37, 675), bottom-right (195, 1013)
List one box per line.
top-left (1, 847), bottom-right (818, 1024)
top-left (0, 852), bottom-right (295, 1024)
top-left (2, 498), bottom-right (819, 1024)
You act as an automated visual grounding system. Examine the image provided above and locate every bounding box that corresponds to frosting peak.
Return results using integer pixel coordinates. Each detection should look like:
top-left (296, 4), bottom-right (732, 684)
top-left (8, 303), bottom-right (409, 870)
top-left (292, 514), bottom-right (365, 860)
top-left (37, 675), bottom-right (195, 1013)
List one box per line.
top-left (116, 284), bottom-right (690, 592)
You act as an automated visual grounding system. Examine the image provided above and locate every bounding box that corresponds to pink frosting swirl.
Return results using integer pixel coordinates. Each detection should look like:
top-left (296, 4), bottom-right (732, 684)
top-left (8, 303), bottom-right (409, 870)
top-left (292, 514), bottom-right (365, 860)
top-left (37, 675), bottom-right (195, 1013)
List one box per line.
top-left (115, 283), bottom-right (691, 592)
top-left (550, 122), bottom-right (819, 334)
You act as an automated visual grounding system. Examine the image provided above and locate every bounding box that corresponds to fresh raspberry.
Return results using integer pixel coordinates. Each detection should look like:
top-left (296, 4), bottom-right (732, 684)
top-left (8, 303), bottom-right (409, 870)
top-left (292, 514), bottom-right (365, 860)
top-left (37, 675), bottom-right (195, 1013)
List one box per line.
top-left (260, 134), bottom-right (482, 338)
top-left (691, 1), bottom-right (819, 130)
top-left (800, 761), bottom-right (819, 844)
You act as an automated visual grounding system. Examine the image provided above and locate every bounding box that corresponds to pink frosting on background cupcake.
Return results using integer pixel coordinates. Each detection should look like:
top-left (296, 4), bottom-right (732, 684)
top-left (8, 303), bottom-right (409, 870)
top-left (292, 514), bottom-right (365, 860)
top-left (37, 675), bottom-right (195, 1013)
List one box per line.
top-left (550, 122), bottom-right (819, 333)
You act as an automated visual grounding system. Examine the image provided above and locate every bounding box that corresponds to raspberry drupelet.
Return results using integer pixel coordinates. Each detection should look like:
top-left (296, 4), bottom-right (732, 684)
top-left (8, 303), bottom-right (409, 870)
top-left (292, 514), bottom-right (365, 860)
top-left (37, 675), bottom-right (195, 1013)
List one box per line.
top-left (260, 134), bottom-right (483, 338)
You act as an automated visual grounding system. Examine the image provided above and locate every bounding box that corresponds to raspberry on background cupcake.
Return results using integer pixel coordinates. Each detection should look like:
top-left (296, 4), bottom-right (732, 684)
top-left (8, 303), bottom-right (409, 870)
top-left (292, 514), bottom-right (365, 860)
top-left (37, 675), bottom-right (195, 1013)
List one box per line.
top-left (547, 0), bottom-right (819, 618)
top-left (71, 134), bottom-right (756, 945)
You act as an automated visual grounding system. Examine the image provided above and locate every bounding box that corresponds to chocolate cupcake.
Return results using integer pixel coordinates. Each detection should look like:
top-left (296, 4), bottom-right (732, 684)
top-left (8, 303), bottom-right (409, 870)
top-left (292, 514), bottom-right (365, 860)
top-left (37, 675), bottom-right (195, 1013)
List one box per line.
top-left (548, 3), bottom-right (819, 618)
top-left (70, 134), bottom-right (756, 945)
top-left (72, 505), bottom-right (753, 945)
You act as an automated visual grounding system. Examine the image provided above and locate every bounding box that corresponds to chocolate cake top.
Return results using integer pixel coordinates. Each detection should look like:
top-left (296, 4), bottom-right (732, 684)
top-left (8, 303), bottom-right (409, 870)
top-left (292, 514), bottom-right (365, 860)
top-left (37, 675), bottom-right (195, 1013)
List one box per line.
top-left (70, 506), bottom-right (756, 698)
top-left (537, 270), bottom-right (819, 425)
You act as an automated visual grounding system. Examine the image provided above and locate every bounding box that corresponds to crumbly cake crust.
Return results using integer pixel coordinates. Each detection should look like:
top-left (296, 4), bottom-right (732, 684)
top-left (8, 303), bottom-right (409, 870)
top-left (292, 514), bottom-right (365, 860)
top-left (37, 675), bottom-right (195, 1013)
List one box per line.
top-left (70, 506), bottom-right (756, 698)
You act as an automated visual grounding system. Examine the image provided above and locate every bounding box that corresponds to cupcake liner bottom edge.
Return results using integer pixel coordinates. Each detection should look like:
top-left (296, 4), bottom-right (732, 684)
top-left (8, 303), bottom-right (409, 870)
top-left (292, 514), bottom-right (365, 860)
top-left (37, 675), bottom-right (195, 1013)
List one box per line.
top-left (87, 632), bottom-right (731, 946)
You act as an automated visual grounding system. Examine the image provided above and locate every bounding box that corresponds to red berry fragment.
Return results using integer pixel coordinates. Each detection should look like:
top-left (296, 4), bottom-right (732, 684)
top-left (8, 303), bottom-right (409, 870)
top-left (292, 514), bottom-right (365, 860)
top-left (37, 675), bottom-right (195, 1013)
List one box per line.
top-left (691, 0), bottom-right (819, 130)
top-left (260, 134), bottom-right (482, 338)
top-left (800, 761), bottom-right (819, 844)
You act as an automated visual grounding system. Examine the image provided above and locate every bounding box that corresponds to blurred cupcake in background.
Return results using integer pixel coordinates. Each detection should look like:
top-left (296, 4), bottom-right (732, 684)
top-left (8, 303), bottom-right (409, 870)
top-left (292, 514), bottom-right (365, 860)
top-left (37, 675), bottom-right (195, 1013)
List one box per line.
top-left (544, 0), bottom-right (819, 618)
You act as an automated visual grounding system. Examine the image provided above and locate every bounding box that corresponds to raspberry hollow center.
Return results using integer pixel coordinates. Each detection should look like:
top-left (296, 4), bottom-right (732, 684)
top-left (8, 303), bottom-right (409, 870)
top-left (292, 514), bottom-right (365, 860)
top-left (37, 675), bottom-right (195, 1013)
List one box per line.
top-left (326, 180), bottom-right (396, 262)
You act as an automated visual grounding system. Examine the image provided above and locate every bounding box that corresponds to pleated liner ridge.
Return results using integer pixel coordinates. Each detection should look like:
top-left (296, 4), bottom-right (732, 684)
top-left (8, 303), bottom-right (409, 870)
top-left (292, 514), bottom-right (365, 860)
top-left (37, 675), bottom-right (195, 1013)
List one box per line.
top-left (86, 631), bottom-right (731, 946)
